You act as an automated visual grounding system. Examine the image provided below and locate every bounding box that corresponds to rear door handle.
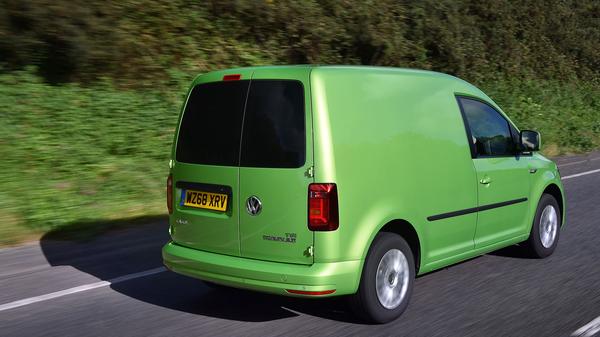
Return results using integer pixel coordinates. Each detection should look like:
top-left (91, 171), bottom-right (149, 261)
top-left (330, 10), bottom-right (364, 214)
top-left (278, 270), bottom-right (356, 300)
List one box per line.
top-left (479, 177), bottom-right (492, 185)
top-left (529, 168), bottom-right (538, 174)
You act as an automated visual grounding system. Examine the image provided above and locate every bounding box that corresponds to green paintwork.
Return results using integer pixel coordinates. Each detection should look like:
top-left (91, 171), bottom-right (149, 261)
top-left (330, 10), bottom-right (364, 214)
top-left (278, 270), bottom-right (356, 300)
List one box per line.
top-left (163, 65), bottom-right (566, 297)
top-left (163, 241), bottom-right (360, 296)
top-left (238, 67), bottom-right (314, 265)
top-left (169, 68), bottom-right (255, 257)
top-left (472, 157), bottom-right (530, 248)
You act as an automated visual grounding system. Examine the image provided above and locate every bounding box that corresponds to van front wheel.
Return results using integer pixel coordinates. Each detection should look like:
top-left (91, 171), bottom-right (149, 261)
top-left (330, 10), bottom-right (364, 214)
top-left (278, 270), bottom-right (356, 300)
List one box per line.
top-left (350, 232), bottom-right (415, 323)
top-left (525, 194), bottom-right (561, 258)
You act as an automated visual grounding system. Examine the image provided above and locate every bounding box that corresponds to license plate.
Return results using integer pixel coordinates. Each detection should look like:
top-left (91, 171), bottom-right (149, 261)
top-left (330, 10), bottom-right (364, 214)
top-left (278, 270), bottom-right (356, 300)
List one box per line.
top-left (183, 190), bottom-right (228, 212)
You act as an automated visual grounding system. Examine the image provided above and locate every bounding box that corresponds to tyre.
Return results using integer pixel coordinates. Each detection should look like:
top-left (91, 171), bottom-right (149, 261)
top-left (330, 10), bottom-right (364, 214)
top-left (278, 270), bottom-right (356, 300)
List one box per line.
top-left (350, 232), bottom-right (415, 324)
top-left (526, 194), bottom-right (561, 258)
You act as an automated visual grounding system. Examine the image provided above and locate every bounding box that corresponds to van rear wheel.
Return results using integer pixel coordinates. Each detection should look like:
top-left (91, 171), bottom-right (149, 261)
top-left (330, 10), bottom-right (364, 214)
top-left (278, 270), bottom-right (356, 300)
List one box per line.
top-left (350, 232), bottom-right (415, 323)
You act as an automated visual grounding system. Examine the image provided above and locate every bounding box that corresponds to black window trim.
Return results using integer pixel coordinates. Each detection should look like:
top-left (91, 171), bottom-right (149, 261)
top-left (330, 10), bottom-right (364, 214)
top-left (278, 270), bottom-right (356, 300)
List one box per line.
top-left (236, 78), bottom-right (253, 167)
top-left (427, 197), bottom-right (528, 221)
top-left (455, 94), bottom-right (523, 159)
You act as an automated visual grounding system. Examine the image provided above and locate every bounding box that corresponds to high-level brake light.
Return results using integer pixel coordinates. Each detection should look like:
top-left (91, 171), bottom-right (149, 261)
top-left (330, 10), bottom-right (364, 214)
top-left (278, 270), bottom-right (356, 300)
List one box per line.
top-left (223, 74), bottom-right (241, 81)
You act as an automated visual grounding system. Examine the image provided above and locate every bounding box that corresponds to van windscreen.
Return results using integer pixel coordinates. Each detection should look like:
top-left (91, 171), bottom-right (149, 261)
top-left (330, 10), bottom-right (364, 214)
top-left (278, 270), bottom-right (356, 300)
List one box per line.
top-left (175, 80), bottom-right (305, 168)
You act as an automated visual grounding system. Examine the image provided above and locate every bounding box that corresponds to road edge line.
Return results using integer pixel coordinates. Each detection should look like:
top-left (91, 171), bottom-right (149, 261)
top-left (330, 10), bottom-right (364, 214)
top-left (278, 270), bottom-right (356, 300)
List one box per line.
top-left (0, 267), bottom-right (166, 312)
top-left (572, 315), bottom-right (600, 337)
top-left (562, 169), bottom-right (600, 180)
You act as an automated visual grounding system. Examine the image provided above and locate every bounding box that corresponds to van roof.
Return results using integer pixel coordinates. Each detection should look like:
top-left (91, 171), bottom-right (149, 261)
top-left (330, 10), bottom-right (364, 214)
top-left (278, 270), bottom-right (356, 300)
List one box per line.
top-left (191, 65), bottom-right (490, 111)
top-left (201, 64), bottom-right (457, 80)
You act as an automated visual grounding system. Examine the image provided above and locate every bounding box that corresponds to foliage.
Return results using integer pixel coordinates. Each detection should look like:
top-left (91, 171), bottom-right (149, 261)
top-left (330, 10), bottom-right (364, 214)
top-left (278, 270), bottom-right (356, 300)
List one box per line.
top-left (0, 0), bottom-right (598, 243)
top-left (0, 69), bottom-right (598, 244)
top-left (481, 79), bottom-right (600, 155)
top-left (0, 68), bottom-right (187, 243)
top-left (0, 0), bottom-right (598, 86)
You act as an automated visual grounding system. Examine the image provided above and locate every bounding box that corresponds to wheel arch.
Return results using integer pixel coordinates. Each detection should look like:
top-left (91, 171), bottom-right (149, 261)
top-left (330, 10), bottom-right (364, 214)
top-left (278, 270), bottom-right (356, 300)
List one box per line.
top-left (542, 183), bottom-right (565, 227)
top-left (362, 219), bottom-right (422, 274)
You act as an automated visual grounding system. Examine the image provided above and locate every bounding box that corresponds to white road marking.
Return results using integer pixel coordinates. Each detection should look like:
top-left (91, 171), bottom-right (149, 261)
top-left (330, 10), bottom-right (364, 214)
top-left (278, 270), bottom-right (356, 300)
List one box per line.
top-left (572, 316), bottom-right (600, 337)
top-left (0, 264), bottom-right (50, 278)
top-left (556, 156), bottom-right (600, 167)
top-left (562, 169), bottom-right (600, 180)
top-left (1, 157), bottom-right (599, 313)
top-left (0, 266), bottom-right (166, 312)
top-left (559, 160), bottom-right (588, 167)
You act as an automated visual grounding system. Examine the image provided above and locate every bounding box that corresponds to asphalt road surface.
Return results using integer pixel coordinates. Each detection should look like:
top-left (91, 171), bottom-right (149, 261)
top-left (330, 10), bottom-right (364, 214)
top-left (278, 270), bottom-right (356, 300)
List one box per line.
top-left (2, 152), bottom-right (600, 337)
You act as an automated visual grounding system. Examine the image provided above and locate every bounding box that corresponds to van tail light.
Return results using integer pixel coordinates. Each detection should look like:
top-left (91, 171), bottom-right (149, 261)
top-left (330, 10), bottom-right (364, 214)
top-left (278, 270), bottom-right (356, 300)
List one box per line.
top-left (167, 174), bottom-right (173, 215)
top-left (308, 183), bottom-right (338, 231)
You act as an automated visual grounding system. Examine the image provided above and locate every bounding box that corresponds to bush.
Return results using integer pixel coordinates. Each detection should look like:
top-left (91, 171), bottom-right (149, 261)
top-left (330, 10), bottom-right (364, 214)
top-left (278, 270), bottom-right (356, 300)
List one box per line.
top-left (0, 1), bottom-right (598, 243)
top-left (0, 0), bottom-right (597, 86)
top-left (0, 68), bottom-right (187, 239)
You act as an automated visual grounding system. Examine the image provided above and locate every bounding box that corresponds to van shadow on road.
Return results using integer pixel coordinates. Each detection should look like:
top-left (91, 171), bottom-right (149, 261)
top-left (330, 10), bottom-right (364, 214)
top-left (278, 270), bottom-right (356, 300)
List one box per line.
top-left (487, 243), bottom-right (538, 259)
top-left (38, 217), bottom-right (358, 323)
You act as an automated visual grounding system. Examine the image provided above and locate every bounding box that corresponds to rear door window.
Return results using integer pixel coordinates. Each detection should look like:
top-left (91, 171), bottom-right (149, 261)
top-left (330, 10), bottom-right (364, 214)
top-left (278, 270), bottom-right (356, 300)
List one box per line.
top-left (176, 79), bottom-right (305, 168)
top-left (240, 80), bottom-right (305, 168)
top-left (175, 80), bottom-right (249, 166)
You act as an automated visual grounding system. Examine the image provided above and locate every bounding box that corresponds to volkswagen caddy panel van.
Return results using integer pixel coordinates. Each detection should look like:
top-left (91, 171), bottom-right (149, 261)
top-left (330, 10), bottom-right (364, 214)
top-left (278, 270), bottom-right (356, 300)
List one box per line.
top-left (163, 66), bottom-right (565, 323)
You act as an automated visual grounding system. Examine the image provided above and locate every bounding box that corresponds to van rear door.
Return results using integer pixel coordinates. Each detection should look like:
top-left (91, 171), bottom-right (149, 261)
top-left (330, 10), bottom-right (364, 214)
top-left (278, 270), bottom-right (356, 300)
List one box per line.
top-left (238, 68), bottom-right (314, 265)
top-left (170, 70), bottom-right (252, 256)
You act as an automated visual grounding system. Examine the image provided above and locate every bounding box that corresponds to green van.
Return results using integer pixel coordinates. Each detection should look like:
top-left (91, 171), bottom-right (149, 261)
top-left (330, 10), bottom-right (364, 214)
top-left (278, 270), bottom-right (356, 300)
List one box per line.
top-left (162, 66), bottom-right (565, 323)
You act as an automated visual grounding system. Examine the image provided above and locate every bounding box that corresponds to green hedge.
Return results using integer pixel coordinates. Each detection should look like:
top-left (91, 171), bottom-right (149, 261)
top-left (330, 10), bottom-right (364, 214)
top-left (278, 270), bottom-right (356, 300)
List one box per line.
top-left (0, 0), bottom-right (598, 243)
top-left (0, 69), bottom-right (598, 244)
top-left (0, 69), bottom-right (184, 243)
top-left (1, 1), bottom-right (598, 86)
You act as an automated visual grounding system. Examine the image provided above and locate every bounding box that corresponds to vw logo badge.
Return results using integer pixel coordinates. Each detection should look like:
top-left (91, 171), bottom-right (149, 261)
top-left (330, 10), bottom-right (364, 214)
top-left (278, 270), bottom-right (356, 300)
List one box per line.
top-left (246, 195), bottom-right (262, 216)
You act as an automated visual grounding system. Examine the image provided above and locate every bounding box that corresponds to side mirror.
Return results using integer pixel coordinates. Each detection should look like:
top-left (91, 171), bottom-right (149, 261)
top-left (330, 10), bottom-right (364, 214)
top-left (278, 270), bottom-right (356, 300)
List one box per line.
top-left (520, 130), bottom-right (541, 152)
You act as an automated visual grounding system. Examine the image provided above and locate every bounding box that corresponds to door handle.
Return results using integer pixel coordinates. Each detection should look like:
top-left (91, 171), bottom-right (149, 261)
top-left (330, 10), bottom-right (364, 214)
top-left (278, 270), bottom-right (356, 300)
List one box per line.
top-left (479, 177), bottom-right (492, 185)
top-left (529, 168), bottom-right (538, 174)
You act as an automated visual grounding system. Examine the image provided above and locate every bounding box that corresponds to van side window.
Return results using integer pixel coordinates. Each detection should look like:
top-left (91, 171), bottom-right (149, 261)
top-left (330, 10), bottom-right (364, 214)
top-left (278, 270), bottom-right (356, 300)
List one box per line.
top-left (457, 97), bottom-right (516, 157)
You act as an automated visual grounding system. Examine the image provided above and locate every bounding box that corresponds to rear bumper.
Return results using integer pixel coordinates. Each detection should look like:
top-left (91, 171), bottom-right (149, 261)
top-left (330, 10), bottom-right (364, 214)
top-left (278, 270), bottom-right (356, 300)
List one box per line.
top-left (162, 241), bottom-right (361, 297)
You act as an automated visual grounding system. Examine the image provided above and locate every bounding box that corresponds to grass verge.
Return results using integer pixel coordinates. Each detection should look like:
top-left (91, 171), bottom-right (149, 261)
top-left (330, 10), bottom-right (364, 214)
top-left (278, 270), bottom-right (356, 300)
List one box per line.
top-left (0, 69), bottom-right (598, 246)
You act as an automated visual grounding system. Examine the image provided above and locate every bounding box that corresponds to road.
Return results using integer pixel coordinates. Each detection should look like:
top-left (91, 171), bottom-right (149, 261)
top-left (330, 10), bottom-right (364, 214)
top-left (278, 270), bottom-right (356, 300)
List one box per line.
top-left (2, 152), bottom-right (600, 337)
